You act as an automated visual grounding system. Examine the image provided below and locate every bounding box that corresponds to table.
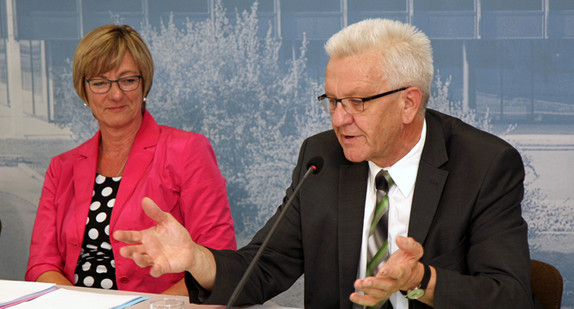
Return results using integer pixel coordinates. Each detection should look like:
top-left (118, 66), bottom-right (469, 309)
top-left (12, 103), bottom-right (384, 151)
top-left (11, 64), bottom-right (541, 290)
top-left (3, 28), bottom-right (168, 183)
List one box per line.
top-left (57, 285), bottom-right (294, 309)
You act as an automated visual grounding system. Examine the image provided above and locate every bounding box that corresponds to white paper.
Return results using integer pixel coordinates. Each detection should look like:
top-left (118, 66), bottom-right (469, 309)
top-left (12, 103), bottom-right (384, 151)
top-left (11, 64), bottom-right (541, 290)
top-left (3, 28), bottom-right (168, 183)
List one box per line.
top-left (0, 280), bottom-right (56, 306)
top-left (10, 288), bottom-right (146, 309)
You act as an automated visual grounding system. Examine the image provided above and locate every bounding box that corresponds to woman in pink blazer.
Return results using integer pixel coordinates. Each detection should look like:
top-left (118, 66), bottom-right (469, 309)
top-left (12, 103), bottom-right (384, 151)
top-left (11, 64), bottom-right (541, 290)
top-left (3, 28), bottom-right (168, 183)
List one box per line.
top-left (25, 24), bottom-right (236, 295)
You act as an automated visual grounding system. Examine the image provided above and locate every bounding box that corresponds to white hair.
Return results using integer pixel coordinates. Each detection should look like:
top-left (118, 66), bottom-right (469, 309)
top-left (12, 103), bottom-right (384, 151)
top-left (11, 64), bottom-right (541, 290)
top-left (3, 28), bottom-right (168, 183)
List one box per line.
top-left (324, 19), bottom-right (434, 106)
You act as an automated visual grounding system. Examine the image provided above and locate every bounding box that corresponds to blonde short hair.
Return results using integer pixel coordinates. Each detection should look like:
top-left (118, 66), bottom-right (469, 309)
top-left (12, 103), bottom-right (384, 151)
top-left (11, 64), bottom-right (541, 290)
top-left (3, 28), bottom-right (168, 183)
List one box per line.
top-left (324, 19), bottom-right (433, 106)
top-left (73, 24), bottom-right (154, 106)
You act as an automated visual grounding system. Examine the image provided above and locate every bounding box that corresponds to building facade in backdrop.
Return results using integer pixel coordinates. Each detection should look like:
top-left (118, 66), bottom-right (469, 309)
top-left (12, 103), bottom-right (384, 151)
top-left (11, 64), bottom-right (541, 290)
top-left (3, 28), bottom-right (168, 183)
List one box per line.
top-left (1, 0), bottom-right (574, 136)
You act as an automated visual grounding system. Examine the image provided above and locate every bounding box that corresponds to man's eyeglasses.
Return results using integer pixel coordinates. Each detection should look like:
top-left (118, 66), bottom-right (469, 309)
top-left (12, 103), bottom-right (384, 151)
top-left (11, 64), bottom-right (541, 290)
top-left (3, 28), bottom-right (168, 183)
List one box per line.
top-left (86, 75), bottom-right (142, 94)
top-left (317, 86), bottom-right (409, 115)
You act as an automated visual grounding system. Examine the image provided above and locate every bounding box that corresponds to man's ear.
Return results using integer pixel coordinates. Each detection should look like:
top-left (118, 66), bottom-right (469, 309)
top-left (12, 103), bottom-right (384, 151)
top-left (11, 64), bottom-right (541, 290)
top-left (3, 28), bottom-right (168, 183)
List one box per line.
top-left (402, 86), bottom-right (423, 124)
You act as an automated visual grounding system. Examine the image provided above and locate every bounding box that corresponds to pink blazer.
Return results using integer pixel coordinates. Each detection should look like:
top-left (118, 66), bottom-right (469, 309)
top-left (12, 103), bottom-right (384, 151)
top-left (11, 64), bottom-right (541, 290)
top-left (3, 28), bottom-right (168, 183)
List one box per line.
top-left (26, 111), bottom-right (236, 293)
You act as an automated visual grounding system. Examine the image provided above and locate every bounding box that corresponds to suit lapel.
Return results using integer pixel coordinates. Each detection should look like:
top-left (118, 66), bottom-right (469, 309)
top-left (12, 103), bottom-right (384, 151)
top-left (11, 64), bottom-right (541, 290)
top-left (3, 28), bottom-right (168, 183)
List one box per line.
top-left (338, 161), bottom-right (368, 307)
top-left (409, 112), bottom-right (448, 246)
top-left (409, 162), bottom-right (447, 245)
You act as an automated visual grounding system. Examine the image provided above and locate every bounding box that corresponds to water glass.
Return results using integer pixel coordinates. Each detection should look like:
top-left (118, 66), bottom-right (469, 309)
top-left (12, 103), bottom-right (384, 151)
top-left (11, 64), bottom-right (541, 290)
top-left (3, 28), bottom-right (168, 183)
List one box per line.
top-left (150, 298), bottom-right (184, 309)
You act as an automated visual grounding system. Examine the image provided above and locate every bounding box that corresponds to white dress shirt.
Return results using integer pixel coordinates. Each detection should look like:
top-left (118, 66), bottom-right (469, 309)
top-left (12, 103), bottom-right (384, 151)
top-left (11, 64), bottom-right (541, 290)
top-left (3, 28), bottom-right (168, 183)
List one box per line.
top-left (355, 120), bottom-right (426, 309)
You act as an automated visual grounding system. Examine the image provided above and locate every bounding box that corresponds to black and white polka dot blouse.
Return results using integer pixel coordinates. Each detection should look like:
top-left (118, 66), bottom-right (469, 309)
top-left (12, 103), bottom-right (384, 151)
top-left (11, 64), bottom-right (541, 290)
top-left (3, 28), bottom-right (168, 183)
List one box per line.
top-left (74, 174), bottom-right (120, 290)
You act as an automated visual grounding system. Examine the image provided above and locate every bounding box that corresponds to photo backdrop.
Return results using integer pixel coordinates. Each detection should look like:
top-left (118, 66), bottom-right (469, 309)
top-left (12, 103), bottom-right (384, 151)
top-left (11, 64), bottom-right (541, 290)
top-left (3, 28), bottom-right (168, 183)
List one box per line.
top-left (1, 0), bottom-right (573, 307)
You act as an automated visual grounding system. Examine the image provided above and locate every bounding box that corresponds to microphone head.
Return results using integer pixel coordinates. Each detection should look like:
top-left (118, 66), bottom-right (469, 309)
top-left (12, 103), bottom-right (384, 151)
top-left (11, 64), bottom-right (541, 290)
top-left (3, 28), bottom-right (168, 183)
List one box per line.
top-left (306, 156), bottom-right (324, 174)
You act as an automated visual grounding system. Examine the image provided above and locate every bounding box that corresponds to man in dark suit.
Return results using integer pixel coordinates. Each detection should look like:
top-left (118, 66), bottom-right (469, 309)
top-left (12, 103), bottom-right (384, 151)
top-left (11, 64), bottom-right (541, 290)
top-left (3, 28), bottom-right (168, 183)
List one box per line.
top-left (114, 18), bottom-right (534, 309)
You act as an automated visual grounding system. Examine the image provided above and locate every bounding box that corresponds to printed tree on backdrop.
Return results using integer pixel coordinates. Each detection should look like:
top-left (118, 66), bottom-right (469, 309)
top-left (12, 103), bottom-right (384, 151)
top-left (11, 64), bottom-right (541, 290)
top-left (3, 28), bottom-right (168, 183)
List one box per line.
top-left (52, 64), bottom-right (100, 142)
top-left (140, 1), bottom-right (329, 235)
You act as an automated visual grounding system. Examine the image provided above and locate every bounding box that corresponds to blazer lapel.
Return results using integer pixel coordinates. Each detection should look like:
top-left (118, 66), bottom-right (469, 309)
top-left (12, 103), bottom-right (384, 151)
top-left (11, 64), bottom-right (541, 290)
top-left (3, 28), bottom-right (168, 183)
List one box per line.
top-left (409, 113), bottom-right (449, 246)
top-left (110, 111), bottom-right (159, 230)
top-left (338, 161), bottom-right (369, 307)
top-left (73, 132), bottom-right (99, 244)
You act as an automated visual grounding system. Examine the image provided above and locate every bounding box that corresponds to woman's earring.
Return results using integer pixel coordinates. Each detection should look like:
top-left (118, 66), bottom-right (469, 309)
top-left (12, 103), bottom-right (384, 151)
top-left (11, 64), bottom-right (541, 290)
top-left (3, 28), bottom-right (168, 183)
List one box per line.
top-left (84, 102), bottom-right (88, 107)
top-left (143, 97), bottom-right (147, 103)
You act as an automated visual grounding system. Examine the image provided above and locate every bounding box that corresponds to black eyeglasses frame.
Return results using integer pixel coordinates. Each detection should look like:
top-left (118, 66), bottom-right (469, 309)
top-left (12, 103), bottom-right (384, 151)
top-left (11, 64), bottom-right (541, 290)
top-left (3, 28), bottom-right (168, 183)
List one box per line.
top-left (317, 86), bottom-right (410, 114)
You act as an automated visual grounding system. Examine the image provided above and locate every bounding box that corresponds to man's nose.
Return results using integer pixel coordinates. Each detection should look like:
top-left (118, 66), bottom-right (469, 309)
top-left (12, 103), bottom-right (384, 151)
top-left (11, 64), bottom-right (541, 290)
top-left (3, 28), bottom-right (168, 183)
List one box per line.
top-left (331, 102), bottom-right (353, 126)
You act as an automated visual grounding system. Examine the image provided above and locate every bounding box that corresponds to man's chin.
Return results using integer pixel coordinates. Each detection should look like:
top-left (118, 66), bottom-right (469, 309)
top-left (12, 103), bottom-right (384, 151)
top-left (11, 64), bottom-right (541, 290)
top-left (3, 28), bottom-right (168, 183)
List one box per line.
top-left (343, 151), bottom-right (366, 163)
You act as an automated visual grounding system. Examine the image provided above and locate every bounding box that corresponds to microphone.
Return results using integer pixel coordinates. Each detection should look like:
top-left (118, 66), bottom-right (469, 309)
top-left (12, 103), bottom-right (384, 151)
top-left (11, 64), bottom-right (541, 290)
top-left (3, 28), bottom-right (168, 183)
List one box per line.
top-left (226, 156), bottom-right (324, 309)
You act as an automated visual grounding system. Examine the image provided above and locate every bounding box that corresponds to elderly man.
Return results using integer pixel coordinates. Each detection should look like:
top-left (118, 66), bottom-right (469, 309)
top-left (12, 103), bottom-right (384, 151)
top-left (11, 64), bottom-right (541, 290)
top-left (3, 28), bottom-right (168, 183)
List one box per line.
top-left (114, 19), bottom-right (534, 309)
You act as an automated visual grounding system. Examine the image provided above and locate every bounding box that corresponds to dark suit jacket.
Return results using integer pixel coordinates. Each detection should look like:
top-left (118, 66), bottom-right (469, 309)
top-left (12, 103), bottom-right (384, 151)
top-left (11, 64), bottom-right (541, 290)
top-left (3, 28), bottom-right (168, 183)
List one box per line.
top-left (191, 109), bottom-right (534, 309)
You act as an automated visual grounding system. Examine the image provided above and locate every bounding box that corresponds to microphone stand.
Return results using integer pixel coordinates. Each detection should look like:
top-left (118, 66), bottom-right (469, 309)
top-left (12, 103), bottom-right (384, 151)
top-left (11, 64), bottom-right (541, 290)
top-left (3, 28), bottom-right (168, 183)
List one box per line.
top-left (226, 164), bottom-right (318, 309)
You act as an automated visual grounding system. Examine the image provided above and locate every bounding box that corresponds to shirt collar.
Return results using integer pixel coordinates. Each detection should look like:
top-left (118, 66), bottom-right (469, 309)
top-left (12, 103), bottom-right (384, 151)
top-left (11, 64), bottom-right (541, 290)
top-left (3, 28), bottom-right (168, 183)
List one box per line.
top-left (368, 119), bottom-right (427, 197)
